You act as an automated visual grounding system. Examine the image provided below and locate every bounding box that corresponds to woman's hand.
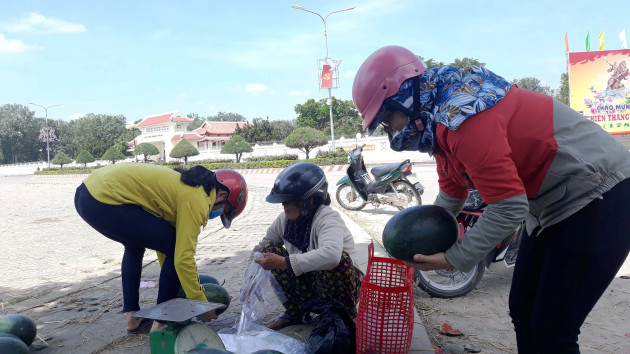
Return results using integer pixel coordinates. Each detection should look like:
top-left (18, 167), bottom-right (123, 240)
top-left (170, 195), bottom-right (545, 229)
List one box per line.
top-left (403, 252), bottom-right (454, 271)
top-left (254, 253), bottom-right (287, 270)
top-left (200, 305), bottom-right (227, 322)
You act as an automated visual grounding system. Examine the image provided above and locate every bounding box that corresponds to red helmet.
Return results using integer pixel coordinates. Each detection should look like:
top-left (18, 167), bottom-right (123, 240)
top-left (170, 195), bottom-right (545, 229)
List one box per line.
top-left (352, 45), bottom-right (426, 132)
top-left (215, 169), bottom-right (247, 228)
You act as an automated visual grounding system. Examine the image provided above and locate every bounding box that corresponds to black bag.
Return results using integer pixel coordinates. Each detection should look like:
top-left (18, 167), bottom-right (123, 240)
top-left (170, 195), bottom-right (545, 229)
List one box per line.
top-left (301, 299), bottom-right (356, 354)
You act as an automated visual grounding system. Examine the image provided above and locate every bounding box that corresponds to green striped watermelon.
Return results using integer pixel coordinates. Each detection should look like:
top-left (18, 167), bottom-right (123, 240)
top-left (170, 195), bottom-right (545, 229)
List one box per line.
top-left (0, 314), bottom-right (37, 346)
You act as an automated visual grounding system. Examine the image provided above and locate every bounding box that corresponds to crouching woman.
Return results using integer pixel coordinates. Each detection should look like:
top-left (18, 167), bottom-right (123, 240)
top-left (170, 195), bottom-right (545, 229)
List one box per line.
top-left (252, 162), bottom-right (363, 330)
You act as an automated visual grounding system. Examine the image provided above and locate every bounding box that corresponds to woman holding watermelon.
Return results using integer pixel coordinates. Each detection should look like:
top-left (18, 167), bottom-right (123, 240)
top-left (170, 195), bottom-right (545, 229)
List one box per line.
top-left (251, 162), bottom-right (363, 330)
top-left (352, 45), bottom-right (630, 353)
top-left (74, 164), bottom-right (247, 333)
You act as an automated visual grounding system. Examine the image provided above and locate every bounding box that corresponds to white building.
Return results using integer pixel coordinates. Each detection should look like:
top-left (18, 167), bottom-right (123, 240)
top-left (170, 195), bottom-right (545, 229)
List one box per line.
top-left (128, 111), bottom-right (248, 162)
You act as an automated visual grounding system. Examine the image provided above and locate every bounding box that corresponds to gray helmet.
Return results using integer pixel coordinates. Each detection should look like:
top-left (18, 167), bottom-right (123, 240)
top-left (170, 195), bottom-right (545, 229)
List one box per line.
top-left (266, 162), bottom-right (328, 203)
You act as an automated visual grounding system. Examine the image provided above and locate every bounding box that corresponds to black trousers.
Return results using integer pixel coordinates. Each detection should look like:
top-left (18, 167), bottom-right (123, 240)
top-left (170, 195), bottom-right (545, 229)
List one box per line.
top-left (509, 178), bottom-right (630, 353)
top-left (74, 183), bottom-right (180, 312)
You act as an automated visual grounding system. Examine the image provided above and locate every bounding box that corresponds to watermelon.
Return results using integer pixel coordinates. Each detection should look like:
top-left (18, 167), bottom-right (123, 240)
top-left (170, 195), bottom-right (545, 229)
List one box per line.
top-left (201, 283), bottom-right (231, 315)
top-left (0, 314), bottom-right (37, 346)
top-left (177, 274), bottom-right (221, 298)
top-left (0, 335), bottom-right (30, 353)
top-left (382, 205), bottom-right (458, 262)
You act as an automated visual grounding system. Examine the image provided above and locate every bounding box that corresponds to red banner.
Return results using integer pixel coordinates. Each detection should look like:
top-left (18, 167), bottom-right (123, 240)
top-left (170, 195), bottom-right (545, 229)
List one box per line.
top-left (321, 64), bottom-right (333, 88)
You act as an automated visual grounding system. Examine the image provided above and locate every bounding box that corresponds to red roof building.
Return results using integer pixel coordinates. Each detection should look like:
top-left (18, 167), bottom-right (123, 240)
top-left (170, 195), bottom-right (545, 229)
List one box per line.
top-left (128, 111), bottom-right (250, 162)
top-left (194, 121), bottom-right (250, 151)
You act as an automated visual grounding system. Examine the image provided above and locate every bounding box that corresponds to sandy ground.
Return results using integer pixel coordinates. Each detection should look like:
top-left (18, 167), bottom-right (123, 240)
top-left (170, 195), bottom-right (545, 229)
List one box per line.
top-left (1, 163), bottom-right (629, 353)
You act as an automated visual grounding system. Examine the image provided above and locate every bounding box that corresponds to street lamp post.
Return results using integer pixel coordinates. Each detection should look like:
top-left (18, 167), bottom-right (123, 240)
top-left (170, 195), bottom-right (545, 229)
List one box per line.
top-left (28, 102), bottom-right (62, 169)
top-left (291, 4), bottom-right (355, 151)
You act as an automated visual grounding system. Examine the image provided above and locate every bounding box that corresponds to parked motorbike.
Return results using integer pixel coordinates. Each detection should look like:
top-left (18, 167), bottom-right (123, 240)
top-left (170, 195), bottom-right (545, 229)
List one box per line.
top-left (335, 144), bottom-right (424, 211)
top-left (414, 189), bottom-right (523, 298)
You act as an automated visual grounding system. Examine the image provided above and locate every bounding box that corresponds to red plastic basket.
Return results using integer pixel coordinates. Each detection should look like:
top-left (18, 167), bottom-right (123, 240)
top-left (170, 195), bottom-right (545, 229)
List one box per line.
top-left (356, 241), bottom-right (415, 354)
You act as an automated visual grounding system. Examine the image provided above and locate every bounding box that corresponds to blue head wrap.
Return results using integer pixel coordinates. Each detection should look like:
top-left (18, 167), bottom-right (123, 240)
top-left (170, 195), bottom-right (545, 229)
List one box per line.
top-left (369, 65), bottom-right (513, 155)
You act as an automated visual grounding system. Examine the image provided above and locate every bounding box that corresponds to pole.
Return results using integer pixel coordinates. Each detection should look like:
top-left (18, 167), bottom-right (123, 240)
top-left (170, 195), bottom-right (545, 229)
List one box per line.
top-left (290, 5), bottom-right (354, 152)
top-left (28, 102), bottom-right (62, 169)
top-left (328, 88), bottom-right (335, 151)
top-left (45, 108), bottom-right (50, 168)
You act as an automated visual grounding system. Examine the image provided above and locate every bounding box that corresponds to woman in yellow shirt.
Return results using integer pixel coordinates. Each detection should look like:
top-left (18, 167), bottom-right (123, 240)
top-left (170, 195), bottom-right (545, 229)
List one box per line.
top-left (74, 163), bottom-right (247, 333)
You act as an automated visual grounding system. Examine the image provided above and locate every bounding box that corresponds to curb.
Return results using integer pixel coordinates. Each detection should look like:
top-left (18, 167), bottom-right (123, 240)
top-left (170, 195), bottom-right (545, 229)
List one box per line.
top-left (235, 165), bottom-right (348, 175)
top-left (28, 166), bottom-right (349, 178)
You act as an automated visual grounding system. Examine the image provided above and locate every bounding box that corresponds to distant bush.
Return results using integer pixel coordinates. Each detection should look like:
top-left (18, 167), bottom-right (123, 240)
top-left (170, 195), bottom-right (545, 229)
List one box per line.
top-left (244, 154), bottom-right (298, 162)
top-left (316, 150), bottom-right (347, 159)
top-left (190, 158), bottom-right (235, 164)
top-left (34, 156), bottom-right (349, 174)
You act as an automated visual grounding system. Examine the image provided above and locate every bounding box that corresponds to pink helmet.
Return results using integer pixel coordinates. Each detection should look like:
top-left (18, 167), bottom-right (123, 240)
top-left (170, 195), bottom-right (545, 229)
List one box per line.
top-left (352, 46), bottom-right (427, 131)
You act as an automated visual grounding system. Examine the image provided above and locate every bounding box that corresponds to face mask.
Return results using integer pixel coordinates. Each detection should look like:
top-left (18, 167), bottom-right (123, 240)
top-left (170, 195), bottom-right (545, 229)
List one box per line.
top-left (388, 118), bottom-right (423, 152)
top-left (209, 208), bottom-right (223, 220)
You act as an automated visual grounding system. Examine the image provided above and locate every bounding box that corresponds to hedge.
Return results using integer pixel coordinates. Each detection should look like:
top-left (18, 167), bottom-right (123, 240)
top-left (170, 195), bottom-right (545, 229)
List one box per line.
top-left (33, 156), bottom-right (348, 175)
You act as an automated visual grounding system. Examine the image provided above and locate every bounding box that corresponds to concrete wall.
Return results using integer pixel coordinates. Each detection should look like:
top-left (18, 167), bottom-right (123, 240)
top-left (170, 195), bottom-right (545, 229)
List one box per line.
top-left (0, 136), bottom-right (436, 176)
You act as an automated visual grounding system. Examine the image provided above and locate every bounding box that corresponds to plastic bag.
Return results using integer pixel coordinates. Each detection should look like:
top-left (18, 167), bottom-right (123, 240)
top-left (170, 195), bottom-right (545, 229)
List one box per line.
top-left (239, 252), bottom-right (286, 323)
top-left (218, 317), bottom-right (305, 354)
top-left (301, 299), bottom-right (356, 354)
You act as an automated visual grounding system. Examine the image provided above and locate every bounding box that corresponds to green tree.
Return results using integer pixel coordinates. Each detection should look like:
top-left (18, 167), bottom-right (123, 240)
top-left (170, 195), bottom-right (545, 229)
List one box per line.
top-left (234, 118), bottom-right (274, 143)
top-left (450, 57), bottom-right (486, 68)
top-left (75, 150), bottom-right (95, 167)
top-left (511, 77), bottom-right (554, 96)
top-left (0, 104), bottom-right (43, 164)
top-left (186, 113), bottom-right (206, 131)
top-left (210, 112), bottom-right (247, 122)
top-left (221, 135), bottom-right (252, 163)
top-left (271, 120), bottom-right (298, 140)
top-left (51, 151), bottom-right (73, 168)
top-left (294, 97), bottom-right (361, 136)
top-left (135, 142), bottom-right (159, 162)
top-left (555, 72), bottom-right (569, 105)
top-left (57, 113), bottom-right (128, 159)
top-left (102, 146), bottom-right (125, 164)
top-left (419, 56), bottom-right (445, 69)
top-left (170, 139), bottom-right (199, 164)
top-left (284, 127), bottom-right (328, 159)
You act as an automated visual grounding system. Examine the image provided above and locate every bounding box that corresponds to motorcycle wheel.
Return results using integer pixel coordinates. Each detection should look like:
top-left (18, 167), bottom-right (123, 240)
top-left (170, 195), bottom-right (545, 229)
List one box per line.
top-left (335, 184), bottom-right (367, 210)
top-left (414, 260), bottom-right (485, 298)
top-left (392, 180), bottom-right (422, 210)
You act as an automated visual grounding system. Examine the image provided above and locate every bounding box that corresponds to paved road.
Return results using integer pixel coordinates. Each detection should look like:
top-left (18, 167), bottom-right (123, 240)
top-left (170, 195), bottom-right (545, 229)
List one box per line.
top-left (0, 165), bottom-right (437, 353)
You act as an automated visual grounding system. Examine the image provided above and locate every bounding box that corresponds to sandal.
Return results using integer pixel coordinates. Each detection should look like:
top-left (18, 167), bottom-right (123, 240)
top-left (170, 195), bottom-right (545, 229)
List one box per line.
top-left (127, 318), bottom-right (153, 334)
top-left (266, 314), bottom-right (299, 331)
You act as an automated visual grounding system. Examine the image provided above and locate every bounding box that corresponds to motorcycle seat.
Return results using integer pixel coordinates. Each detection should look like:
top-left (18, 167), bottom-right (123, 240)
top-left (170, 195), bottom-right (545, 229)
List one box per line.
top-left (371, 162), bottom-right (403, 178)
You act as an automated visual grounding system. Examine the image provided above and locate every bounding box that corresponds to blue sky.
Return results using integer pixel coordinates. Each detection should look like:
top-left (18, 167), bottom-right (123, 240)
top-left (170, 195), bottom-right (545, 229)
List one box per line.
top-left (1, 0), bottom-right (629, 123)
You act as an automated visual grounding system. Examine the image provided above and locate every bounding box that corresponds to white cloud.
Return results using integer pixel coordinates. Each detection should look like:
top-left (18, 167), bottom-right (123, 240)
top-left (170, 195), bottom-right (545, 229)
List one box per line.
top-left (287, 90), bottom-right (311, 97)
top-left (67, 113), bottom-right (84, 120)
top-left (2, 13), bottom-right (85, 34)
top-left (0, 33), bottom-right (37, 53)
top-left (245, 83), bottom-right (268, 93)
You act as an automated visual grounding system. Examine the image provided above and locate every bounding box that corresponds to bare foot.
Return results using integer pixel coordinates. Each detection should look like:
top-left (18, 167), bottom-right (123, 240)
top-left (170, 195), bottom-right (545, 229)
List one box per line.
top-left (124, 311), bottom-right (142, 331)
top-left (151, 321), bottom-right (167, 332)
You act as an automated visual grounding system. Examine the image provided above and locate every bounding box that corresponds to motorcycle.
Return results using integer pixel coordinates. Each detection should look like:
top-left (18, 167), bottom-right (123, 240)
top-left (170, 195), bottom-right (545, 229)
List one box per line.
top-left (414, 189), bottom-right (524, 298)
top-left (335, 144), bottom-right (424, 211)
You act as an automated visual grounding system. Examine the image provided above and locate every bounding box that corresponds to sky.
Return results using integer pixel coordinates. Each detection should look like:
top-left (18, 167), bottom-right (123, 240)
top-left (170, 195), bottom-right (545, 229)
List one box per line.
top-left (1, 0), bottom-right (629, 123)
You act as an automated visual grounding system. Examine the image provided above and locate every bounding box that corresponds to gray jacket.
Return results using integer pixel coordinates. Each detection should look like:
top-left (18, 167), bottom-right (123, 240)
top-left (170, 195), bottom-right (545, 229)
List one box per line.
top-left (438, 99), bottom-right (630, 271)
top-left (253, 205), bottom-right (357, 276)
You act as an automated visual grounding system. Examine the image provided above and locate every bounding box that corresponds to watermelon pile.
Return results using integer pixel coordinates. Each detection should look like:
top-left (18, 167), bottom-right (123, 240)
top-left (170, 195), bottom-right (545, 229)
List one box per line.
top-left (0, 313), bottom-right (37, 353)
